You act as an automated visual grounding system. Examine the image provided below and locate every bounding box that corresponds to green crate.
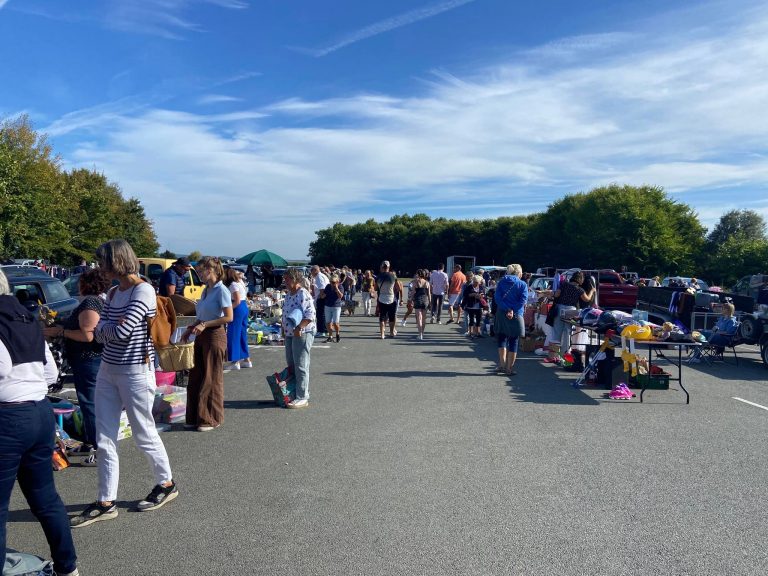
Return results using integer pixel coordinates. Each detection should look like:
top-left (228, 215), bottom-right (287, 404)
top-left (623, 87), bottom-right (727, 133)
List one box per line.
top-left (630, 372), bottom-right (670, 390)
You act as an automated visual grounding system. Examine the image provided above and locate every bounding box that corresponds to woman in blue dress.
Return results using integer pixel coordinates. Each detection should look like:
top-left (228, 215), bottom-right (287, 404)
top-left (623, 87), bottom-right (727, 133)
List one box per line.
top-left (223, 268), bottom-right (251, 370)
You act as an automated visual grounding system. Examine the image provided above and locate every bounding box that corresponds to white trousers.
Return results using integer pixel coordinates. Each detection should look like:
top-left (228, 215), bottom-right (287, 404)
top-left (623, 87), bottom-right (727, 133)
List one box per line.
top-left (95, 362), bottom-right (173, 502)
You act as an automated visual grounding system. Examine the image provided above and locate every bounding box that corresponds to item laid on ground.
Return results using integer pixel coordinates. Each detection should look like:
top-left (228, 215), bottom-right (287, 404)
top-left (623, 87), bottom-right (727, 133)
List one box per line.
top-left (153, 385), bottom-right (188, 424)
top-left (117, 410), bottom-right (132, 441)
top-left (608, 382), bottom-right (635, 400)
top-left (2, 550), bottom-right (54, 575)
top-left (266, 366), bottom-right (296, 407)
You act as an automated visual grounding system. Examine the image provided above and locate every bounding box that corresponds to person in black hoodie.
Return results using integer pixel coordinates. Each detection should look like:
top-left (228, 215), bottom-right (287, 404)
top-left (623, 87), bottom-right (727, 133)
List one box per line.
top-left (0, 269), bottom-right (79, 576)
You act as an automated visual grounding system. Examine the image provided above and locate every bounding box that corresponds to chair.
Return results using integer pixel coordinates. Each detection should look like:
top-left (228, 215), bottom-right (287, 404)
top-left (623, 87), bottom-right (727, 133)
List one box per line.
top-left (698, 326), bottom-right (741, 365)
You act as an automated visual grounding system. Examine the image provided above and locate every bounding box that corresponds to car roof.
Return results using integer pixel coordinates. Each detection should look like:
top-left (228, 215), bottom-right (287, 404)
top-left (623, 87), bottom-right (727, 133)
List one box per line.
top-left (1, 265), bottom-right (54, 279)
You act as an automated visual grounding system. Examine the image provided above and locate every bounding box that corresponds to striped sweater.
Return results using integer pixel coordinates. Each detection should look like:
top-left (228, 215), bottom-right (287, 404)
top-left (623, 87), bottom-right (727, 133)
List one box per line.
top-left (95, 282), bottom-right (157, 366)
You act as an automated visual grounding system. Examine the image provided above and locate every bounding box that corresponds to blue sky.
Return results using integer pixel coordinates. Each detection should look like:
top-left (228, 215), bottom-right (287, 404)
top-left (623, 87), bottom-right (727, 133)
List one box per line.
top-left (2, 0), bottom-right (767, 259)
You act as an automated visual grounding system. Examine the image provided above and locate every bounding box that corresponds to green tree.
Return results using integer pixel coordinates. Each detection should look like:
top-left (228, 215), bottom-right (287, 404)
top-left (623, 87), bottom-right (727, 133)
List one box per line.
top-left (159, 249), bottom-right (176, 258)
top-left (523, 185), bottom-right (706, 276)
top-left (707, 209), bottom-right (767, 245)
top-left (0, 115), bottom-right (159, 263)
top-left (187, 250), bottom-right (202, 262)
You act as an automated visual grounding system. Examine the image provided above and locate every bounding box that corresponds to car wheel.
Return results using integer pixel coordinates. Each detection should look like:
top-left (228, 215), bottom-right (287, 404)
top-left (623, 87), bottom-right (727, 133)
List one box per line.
top-left (739, 316), bottom-right (763, 342)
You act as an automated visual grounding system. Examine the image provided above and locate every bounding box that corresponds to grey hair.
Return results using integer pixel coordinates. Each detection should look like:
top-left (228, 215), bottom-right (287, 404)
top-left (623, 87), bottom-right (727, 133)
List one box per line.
top-left (0, 269), bottom-right (9, 296)
top-left (506, 264), bottom-right (522, 277)
top-left (95, 239), bottom-right (139, 277)
top-left (285, 268), bottom-right (305, 284)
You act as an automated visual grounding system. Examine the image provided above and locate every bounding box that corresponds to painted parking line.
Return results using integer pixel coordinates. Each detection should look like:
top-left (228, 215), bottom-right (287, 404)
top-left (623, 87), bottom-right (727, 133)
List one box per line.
top-left (732, 397), bottom-right (768, 412)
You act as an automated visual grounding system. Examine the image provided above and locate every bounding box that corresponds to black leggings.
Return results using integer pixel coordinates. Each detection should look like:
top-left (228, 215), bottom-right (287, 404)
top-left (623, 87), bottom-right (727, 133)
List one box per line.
top-left (466, 309), bottom-right (482, 327)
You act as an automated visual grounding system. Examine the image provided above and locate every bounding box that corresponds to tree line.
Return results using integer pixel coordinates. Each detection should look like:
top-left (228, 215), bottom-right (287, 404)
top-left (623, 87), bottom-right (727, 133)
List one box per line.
top-left (0, 116), bottom-right (159, 264)
top-left (309, 186), bottom-right (768, 288)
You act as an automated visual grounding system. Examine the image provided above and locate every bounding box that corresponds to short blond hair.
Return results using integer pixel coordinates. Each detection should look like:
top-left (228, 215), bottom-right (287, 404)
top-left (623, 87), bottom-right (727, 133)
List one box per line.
top-left (506, 264), bottom-right (522, 277)
top-left (722, 303), bottom-right (735, 317)
top-left (96, 239), bottom-right (139, 276)
top-left (196, 256), bottom-right (224, 281)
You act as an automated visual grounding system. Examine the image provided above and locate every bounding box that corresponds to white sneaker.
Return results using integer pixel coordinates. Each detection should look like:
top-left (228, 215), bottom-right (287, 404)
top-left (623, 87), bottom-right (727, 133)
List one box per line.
top-left (401, 319), bottom-right (407, 327)
top-left (241, 360), bottom-right (253, 368)
top-left (418, 334), bottom-right (423, 340)
top-left (229, 362), bottom-right (241, 370)
top-left (437, 320), bottom-right (442, 325)
top-left (287, 398), bottom-right (309, 409)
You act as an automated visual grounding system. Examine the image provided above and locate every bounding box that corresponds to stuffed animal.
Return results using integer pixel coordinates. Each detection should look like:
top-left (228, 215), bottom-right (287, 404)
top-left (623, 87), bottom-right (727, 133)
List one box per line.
top-left (620, 336), bottom-right (639, 377)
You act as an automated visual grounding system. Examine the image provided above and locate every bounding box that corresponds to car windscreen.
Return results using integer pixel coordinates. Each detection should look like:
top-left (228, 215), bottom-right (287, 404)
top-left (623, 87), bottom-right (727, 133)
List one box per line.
top-left (44, 280), bottom-right (72, 303)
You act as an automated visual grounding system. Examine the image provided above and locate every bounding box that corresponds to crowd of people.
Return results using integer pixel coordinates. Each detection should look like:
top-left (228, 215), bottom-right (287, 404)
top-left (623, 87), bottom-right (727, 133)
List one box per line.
top-left (5, 245), bottom-right (659, 574)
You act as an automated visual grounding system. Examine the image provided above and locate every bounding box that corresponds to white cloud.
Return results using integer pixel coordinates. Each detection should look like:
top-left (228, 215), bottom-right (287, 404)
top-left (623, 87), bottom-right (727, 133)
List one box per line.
top-left (298, 0), bottom-right (477, 57)
top-left (57, 3), bottom-right (768, 257)
top-left (198, 94), bottom-right (244, 105)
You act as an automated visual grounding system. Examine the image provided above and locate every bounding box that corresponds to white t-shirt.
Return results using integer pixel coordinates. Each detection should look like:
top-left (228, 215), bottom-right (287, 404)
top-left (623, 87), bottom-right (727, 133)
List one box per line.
top-left (312, 273), bottom-right (329, 299)
top-left (229, 281), bottom-right (247, 302)
top-left (0, 341), bottom-right (58, 402)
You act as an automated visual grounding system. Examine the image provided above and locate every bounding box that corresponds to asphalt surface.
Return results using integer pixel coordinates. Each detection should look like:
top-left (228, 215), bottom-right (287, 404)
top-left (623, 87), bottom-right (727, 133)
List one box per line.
top-left (7, 306), bottom-right (768, 576)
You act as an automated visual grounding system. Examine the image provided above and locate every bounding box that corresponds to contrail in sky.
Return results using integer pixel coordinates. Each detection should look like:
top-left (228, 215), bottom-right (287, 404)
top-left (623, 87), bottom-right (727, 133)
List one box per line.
top-left (306, 0), bottom-right (478, 57)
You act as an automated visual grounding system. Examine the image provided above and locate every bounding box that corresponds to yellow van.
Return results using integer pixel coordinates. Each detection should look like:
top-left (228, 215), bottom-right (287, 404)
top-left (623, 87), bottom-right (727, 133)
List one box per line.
top-left (138, 258), bottom-right (204, 301)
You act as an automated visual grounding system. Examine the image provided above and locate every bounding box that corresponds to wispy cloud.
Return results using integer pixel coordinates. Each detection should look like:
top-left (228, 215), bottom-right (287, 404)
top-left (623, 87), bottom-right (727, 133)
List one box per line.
top-left (298, 0), bottom-right (477, 57)
top-left (57, 3), bottom-right (768, 256)
top-left (198, 94), bottom-right (244, 105)
top-left (13, 0), bottom-right (249, 39)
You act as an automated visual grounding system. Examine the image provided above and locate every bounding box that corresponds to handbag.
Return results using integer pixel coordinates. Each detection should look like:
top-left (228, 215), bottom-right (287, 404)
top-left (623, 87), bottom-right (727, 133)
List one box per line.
top-left (155, 342), bottom-right (195, 372)
top-left (545, 301), bottom-right (559, 327)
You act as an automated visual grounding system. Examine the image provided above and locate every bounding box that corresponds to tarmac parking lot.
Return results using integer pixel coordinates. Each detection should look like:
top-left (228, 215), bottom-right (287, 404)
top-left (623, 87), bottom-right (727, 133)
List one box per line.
top-left (7, 313), bottom-right (768, 576)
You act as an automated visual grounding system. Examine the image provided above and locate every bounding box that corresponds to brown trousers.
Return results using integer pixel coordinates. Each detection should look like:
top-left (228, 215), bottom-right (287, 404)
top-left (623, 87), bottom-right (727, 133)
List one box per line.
top-left (186, 326), bottom-right (227, 427)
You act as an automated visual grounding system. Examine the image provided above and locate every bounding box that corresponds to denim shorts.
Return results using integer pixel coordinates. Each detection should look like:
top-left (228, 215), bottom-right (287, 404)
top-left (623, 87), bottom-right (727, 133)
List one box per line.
top-left (325, 305), bottom-right (342, 324)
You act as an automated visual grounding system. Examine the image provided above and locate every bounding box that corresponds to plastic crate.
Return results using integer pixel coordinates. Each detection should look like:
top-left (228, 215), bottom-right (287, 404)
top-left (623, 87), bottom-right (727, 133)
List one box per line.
top-left (630, 372), bottom-right (670, 390)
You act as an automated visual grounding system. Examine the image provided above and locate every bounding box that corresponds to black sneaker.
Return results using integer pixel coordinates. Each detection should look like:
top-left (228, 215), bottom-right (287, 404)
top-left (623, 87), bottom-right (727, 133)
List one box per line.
top-left (70, 501), bottom-right (118, 528)
top-left (137, 481), bottom-right (178, 512)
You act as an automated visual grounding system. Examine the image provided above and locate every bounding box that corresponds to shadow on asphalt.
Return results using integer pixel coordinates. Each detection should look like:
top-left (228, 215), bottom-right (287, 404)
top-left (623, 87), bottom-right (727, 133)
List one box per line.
top-left (6, 500), bottom-right (144, 523)
top-left (505, 377), bottom-right (601, 405)
top-left (326, 370), bottom-right (481, 378)
top-left (222, 399), bottom-right (276, 410)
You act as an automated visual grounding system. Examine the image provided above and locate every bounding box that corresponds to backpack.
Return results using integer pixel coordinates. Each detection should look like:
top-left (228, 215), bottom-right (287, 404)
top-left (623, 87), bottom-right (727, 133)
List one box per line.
top-left (3, 551), bottom-right (54, 575)
top-left (149, 295), bottom-right (177, 348)
top-left (106, 284), bottom-right (177, 358)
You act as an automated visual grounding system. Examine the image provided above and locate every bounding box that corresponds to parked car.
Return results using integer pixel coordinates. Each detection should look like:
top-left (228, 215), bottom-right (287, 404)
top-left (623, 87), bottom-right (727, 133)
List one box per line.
top-left (732, 274), bottom-right (768, 301)
top-left (557, 268), bottom-right (639, 310)
top-left (1, 265), bottom-right (79, 321)
top-left (138, 257), bottom-right (204, 300)
top-left (530, 277), bottom-right (554, 292)
top-left (661, 277), bottom-right (710, 291)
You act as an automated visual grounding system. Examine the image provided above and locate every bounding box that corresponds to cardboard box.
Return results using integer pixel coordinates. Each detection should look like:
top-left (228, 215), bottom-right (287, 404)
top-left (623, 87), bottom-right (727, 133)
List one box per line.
top-left (521, 335), bottom-right (544, 353)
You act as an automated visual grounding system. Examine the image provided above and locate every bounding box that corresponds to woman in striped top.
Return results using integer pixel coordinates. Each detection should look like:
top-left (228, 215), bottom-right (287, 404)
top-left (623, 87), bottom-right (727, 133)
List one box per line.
top-left (71, 240), bottom-right (177, 529)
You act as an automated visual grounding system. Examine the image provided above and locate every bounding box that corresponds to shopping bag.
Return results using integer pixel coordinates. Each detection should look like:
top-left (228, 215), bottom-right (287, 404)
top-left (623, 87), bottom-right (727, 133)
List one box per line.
top-left (265, 366), bottom-right (296, 407)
